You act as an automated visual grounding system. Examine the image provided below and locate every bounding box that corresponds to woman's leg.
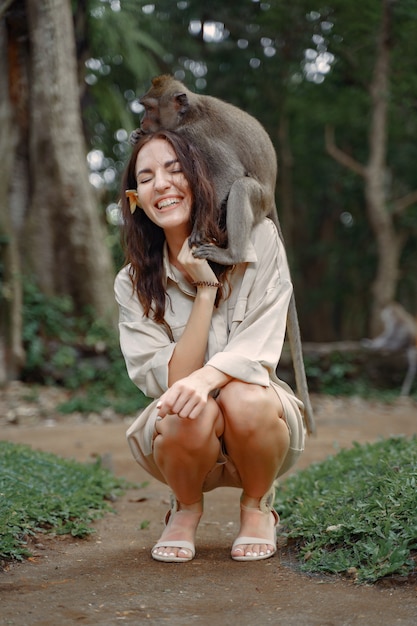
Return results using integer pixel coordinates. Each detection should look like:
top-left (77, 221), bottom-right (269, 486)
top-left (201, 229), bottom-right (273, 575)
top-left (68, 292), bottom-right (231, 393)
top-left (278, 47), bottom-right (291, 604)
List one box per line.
top-left (151, 396), bottom-right (224, 560)
top-left (217, 381), bottom-right (290, 559)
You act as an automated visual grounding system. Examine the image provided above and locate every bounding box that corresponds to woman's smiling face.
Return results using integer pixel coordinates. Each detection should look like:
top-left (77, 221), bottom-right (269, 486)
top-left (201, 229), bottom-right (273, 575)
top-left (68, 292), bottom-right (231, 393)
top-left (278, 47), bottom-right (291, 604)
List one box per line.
top-left (135, 137), bottom-right (193, 236)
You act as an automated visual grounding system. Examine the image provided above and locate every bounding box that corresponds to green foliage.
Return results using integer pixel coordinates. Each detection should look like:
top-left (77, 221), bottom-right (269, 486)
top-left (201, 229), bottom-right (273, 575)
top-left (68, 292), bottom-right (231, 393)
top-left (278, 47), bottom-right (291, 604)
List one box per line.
top-left (304, 351), bottom-right (416, 398)
top-left (22, 280), bottom-right (150, 415)
top-left (276, 436), bottom-right (417, 583)
top-left (305, 352), bottom-right (358, 395)
top-left (0, 441), bottom-right (134, 562)
top-left (73, 0), bottom-right (417, 340)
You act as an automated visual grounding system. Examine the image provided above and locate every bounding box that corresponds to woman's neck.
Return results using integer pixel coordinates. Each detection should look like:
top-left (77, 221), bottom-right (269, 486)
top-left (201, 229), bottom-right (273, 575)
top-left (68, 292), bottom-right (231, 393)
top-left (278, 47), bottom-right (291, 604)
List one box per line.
top-left (165, 228), bottom-right (190, 266)
top-left (164, 230), bottom-right (195, 284)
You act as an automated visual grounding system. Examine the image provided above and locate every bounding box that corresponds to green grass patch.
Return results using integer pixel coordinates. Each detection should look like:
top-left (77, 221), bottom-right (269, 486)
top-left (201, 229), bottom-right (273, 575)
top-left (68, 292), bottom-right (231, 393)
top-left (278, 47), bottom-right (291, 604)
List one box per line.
top-left (276, 436), bottom-right (417, 584)
top-left (0, 441), bottom-right (134, 563)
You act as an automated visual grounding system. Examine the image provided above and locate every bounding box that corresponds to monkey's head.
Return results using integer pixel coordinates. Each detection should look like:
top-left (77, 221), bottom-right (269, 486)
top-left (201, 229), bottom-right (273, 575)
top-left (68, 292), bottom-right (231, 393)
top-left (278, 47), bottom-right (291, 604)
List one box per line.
top-left (139, 75), bottom-right (191, 133)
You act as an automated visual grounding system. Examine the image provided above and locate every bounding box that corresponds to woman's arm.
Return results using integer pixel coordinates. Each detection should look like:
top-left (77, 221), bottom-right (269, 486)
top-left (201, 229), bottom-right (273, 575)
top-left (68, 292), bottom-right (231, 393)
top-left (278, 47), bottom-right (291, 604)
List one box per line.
top-left (167, 239), bottom-right (220, 385)
top-left (206, 220), bottom-right (292, 386)
top-left (114, 238), bottom-right (221, 398)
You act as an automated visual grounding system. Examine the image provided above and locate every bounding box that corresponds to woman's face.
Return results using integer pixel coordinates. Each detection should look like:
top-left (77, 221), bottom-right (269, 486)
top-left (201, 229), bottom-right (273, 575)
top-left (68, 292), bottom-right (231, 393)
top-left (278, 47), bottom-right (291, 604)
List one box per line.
top-left (134, 138), bottom-right (193, 235)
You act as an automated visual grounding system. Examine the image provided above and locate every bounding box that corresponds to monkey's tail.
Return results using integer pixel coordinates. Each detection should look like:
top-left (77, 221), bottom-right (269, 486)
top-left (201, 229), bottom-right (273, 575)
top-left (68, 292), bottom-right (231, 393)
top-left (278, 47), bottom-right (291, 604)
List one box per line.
top-left (286, 295), bottom-right (316, 436)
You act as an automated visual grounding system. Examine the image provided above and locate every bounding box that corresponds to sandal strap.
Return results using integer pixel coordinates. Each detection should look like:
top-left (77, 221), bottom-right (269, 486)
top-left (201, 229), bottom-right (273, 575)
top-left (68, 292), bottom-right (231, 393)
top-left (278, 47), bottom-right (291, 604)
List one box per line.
top-left (164, 491), bottom-right (204, 526)
top-left (232, 535), bottom-right (277, 550)
top-left (240, 484), bottom-right (277, 515)
top-left (259, 484), bottom-right (276, 514)
top-left (152, 540), bottom-right (195, 556)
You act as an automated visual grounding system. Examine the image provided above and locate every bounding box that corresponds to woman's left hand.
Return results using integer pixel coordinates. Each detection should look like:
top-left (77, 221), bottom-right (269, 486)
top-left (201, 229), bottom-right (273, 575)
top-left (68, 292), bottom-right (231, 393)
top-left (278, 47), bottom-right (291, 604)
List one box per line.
top-left (177, 239), bottom-right (218, 285)
top-left (156, 371), bottom-right (211, 420)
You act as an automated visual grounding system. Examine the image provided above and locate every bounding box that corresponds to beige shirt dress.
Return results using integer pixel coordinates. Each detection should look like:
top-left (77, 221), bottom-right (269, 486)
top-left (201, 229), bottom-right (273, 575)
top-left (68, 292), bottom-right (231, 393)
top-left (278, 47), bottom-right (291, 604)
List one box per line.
top-left (114, 218), bottom-right (305, 491)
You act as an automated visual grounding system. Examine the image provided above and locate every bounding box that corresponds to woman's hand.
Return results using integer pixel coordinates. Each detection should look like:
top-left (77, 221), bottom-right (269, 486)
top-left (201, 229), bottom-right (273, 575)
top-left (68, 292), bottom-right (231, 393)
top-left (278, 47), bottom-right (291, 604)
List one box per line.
top-left (157, 366), bottom-right (232, 420)
top-left (177, 238), bottom-right (218, 285)
top-left (157, 370), bottom-right (211, 420)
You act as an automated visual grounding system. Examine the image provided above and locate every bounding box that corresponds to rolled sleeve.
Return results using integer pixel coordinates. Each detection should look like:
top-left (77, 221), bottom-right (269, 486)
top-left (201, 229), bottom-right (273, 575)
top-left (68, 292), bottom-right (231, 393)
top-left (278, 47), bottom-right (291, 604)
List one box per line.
top-left (207, 352), bottom-right (270, 386)
top-left (115, 268), bottom-right (174, 398)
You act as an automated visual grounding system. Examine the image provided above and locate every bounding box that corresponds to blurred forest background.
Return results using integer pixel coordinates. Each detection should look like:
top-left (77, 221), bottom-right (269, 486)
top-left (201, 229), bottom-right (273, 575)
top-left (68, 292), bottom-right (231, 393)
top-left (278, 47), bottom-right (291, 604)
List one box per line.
top-left (1, 0), bottom-right (416, 410)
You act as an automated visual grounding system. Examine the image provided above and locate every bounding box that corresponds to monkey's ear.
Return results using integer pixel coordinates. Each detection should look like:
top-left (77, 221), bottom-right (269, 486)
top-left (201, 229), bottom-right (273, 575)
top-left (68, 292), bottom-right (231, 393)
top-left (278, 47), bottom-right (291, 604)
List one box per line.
top-left (174, 92), bottom-right (189, 116)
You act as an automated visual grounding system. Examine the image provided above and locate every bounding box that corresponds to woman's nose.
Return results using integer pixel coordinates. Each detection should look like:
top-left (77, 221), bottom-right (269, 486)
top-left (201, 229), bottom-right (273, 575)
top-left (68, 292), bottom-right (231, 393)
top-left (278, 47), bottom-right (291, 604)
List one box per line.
top-left (154, 169), bottom-right (171, 190)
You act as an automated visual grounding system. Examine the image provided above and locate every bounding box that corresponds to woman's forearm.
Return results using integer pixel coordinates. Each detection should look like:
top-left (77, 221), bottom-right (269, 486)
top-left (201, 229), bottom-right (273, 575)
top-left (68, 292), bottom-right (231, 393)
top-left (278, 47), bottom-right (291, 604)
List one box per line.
top-left (168, 287), bottom-right (217, 385)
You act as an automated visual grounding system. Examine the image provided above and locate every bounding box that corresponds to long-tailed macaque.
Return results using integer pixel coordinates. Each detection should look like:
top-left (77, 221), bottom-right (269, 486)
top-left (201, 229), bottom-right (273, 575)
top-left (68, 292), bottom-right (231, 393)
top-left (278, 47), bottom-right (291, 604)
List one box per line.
top-left (131, 75), bottom-right (315, 434)
top-left (362, 302), bottom-right (417, 396)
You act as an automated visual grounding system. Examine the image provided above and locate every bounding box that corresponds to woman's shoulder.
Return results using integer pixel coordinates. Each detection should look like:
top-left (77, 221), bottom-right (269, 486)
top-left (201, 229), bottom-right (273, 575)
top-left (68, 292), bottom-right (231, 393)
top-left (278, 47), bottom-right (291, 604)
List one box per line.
top-left (251, 218), bottom-right (281, 252)
top-left (114, 264), bottom-right (133, 297)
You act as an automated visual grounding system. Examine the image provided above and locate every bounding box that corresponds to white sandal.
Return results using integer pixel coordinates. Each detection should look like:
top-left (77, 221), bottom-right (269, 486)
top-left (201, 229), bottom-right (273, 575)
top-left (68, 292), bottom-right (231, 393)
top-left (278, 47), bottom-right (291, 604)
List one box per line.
top-left (151, 494), bottom-right (203, 563)
top-left (231, 486), bottom-right (279, 562)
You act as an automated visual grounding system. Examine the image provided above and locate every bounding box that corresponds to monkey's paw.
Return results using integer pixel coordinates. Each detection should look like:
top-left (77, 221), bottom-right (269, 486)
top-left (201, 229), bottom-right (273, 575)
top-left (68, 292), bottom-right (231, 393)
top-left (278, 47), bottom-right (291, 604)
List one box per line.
top-left (188, 233), bottom-right (206, 248)
top-left (193, 244), bottom-right (235, 265)
top-left (129, 128), bottom-right (145, 145)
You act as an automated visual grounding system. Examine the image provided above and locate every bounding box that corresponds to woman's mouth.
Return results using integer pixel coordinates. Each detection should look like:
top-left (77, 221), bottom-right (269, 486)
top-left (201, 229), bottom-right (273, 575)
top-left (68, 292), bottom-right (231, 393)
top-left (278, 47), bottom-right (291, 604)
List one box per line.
top-left (156, 198), bottom-right (180, 210)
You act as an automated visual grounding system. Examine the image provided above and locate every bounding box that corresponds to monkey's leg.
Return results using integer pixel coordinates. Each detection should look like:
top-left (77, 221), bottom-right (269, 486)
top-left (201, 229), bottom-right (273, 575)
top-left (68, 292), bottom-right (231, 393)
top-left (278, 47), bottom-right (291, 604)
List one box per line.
top-left (192, 178), bottom-right (261, 265)
top-left (400, 346), bottom-right (417, 396)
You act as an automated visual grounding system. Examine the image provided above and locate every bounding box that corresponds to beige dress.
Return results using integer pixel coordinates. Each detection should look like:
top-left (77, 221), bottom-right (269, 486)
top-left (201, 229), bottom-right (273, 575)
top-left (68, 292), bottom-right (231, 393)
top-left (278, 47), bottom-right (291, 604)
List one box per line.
top-left (114, 218), bottom-right (305, 491)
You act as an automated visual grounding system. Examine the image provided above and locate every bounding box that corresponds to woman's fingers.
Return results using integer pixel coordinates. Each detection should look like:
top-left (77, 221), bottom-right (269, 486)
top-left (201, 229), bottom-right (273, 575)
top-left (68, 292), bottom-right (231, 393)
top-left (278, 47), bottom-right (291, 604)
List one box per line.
top-left (157, 387), bottom-right (205, 419)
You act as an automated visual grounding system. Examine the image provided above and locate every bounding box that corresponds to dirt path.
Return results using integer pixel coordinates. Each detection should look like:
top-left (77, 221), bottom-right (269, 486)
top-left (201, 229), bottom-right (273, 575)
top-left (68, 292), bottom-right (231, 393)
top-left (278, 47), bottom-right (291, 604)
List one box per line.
top-left (1, 392), bottom-right (417, 625)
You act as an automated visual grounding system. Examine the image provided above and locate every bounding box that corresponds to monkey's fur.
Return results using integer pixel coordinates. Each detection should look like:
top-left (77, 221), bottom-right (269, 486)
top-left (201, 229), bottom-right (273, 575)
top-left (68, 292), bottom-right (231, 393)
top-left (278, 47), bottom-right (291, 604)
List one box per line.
top-left (132, 75), bottom-right (315, 434)
top-left (362, 302), bottom-right (417, 396)
top-left (137, 75), bottom-right (277, 264)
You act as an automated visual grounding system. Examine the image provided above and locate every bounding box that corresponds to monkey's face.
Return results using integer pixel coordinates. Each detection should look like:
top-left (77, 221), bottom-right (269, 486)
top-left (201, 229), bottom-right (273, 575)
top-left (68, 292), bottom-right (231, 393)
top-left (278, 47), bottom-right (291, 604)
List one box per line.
top-left (135, 138), bottom-right (193, 236)
top-left (140, 91), bottom-right (189, 131)
top-left (140, 97), bottom-right (162, 132)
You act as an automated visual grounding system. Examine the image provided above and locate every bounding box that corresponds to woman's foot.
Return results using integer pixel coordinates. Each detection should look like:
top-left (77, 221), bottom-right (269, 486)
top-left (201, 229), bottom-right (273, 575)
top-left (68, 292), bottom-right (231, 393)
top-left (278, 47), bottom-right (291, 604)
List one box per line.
top-left (231, 489), bottom-right (279, 561)
top-left (152, 499), bottom-right (203, 563)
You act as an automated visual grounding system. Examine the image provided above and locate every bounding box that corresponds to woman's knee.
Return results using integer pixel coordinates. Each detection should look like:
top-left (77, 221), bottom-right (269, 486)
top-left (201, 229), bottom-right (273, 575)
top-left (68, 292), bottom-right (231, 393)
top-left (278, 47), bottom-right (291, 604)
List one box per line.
top-left (218, 381), bottom-right (277, 433)
top-left (155, 398), bottom-right (221, 453)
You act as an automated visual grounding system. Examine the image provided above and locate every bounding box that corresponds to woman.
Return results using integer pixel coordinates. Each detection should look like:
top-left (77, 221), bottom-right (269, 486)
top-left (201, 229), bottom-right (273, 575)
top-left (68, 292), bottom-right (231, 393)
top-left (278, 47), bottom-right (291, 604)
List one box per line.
top-left (114, 129), bottom-right (305, 563)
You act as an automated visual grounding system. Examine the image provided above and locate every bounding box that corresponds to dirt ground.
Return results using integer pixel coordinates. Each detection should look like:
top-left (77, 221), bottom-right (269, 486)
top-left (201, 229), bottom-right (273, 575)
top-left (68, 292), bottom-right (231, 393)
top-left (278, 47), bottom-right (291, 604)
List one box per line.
top-left (1, 386), bottom-right (417, 626)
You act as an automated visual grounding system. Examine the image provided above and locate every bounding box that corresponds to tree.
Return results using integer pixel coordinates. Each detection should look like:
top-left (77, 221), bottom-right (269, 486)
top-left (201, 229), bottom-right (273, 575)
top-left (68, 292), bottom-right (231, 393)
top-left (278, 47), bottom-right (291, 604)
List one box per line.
top-left (325, 0), bottom-right (417, 333)
top-left (1, 0), bottom-right (117, 382)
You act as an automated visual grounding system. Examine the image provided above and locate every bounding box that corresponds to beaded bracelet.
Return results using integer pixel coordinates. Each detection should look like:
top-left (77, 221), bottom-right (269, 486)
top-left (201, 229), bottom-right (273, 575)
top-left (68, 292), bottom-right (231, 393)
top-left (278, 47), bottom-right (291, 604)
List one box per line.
top-left (192, 280), bottom-right (223, 288)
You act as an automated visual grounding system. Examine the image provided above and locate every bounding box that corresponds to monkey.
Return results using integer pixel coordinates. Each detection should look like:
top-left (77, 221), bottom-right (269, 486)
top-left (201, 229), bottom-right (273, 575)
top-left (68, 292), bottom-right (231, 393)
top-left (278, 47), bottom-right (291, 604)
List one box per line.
top-left (130, 75), bottom-right (316, 435)
top-left (362, 302), bottom-right (417, 396)
top-left (135, 75), bottom-right (278, 264)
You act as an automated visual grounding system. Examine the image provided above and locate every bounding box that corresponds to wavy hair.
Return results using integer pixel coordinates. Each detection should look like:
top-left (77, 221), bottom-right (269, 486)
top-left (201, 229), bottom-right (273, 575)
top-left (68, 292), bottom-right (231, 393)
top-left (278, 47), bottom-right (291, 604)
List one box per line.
top-left (119, 129), bottom-right (231, 326)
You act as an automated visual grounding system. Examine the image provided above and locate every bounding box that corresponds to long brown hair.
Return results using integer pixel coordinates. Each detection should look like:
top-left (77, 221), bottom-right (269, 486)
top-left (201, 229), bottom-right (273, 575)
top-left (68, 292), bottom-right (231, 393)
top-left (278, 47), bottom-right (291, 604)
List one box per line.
top-left (119, 130), bottom-right (231, 326)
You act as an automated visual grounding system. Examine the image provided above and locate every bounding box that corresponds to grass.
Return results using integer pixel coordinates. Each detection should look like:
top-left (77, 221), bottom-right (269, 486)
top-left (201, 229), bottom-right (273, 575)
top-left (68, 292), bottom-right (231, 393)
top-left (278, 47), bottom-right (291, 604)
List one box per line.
top-left (276, 435), bottom-right (417, 584)
top-left (0, 441), bottom-right (134, 563)
top-left (1, 436), bottom-right (416, 584)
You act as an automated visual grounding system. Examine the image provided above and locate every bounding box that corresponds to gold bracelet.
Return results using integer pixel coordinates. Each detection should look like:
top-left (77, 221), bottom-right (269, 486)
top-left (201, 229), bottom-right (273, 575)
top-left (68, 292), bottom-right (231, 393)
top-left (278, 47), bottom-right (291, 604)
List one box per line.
top-left (192, 280), bottom-right (223, 288)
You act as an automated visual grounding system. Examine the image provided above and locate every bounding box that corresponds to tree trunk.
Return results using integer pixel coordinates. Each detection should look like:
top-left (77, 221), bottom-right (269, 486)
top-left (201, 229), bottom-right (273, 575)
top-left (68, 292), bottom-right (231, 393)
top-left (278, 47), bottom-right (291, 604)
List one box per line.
top-left (24, 0), bottom-right (117, 323)
top-left (364, 0), bottom-right (399, 333)
top-left (0, 15), bottom-right (25, 383)
top-left (325, 0), bottom-right (406, 337)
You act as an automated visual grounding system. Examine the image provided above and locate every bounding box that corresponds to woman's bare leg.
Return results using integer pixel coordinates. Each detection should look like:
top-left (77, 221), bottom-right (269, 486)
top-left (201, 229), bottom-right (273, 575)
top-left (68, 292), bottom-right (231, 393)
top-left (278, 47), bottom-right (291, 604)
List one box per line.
top-left (218, 382), bottom-right (290, 559)
top-left (152, 397), bottom-right (224, 559)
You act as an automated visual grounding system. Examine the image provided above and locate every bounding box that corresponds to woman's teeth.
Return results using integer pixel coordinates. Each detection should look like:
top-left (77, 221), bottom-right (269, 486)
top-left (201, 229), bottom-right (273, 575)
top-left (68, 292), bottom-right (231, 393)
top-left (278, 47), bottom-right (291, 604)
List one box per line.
top-left (157, 198), bottom-right (179, 209)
